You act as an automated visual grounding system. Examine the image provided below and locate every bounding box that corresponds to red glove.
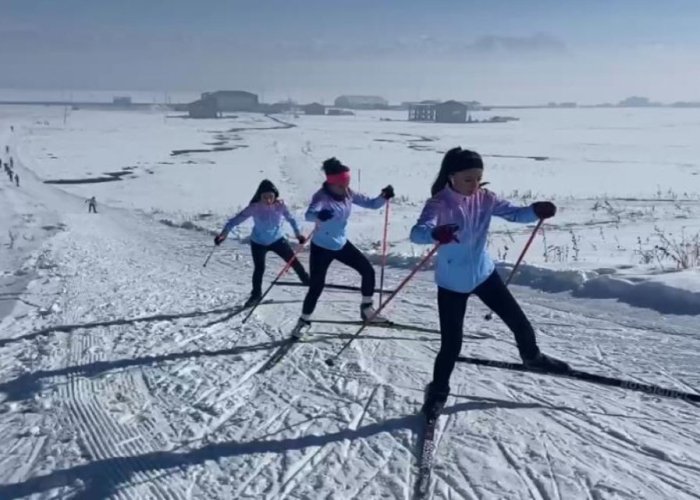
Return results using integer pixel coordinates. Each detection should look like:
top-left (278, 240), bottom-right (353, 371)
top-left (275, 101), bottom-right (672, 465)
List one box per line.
top-left (532, 201), bottom-right (556, 219)
top-left (297, 234), bottom-right (307, 244)
top-left (214, 234), bottom-right (226, 246)
top-left (431, 224), bottom-right (460, 244)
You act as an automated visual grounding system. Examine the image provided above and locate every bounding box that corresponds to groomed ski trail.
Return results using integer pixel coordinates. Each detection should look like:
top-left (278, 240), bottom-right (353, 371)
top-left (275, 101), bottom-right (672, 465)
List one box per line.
top-left (1, 177), bottom-right (699, 498)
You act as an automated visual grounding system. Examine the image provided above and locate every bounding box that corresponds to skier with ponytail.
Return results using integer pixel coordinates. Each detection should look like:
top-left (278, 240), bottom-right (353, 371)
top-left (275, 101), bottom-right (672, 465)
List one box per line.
top-left (410, 147), bottom-right (570, 418)
top-left (291, 157), bottom-right (395, 337)
top-left (215, 179), bottom-right (310, 307)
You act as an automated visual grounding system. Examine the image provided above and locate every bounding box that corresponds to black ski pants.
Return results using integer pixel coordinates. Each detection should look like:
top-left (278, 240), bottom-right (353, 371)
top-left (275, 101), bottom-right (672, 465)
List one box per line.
top-left (302, 241), bottom-right (375, 315)
top-left (250, 238), bottom-right (308, 296)
top-left (432, 271), bottom-right (540, 394)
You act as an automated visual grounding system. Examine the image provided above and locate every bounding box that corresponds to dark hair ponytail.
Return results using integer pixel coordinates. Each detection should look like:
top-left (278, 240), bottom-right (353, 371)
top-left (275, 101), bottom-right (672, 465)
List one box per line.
top-left (430, 147), bottom-right (484, 196)
top-left (250, 179), bottom-right (280, 204)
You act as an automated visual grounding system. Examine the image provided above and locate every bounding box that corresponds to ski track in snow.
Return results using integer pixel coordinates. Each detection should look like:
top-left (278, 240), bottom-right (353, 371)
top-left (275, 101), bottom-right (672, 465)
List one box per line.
top-left (1, 122), bottom-right (700, 499)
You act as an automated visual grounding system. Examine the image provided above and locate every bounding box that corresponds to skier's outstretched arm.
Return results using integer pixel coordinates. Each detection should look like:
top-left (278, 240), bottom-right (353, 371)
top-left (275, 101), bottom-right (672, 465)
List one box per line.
top-left (351, 190), bottom-right (386, 210)
top-left (220, 205), bottom-right (254, 235)
top-left (490, 191), bottom-right (539, 223)
top-left (304, 192), bottom-right (326, 222)
top-left (410, 198), bottom-right (441, 244)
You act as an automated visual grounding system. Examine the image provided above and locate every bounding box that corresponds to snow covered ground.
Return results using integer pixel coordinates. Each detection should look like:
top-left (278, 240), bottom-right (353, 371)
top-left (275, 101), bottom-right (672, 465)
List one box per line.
top-left (1, 106), bottom-right (699, 499)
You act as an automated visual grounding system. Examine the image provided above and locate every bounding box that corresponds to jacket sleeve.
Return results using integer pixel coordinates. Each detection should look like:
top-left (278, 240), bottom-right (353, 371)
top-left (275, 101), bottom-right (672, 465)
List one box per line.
top-left (410, 197), bottom-right (441, 244)
top-left (280, 202), bottom-right (302, 236)
top-left (304, 192), bottom-right (327, 222)
top-left (221, 205), bottom-right (254, 233)
top-left (490, 192), bottom-right (538, 223)
top-left (351, 191), bottom-right (386, 210)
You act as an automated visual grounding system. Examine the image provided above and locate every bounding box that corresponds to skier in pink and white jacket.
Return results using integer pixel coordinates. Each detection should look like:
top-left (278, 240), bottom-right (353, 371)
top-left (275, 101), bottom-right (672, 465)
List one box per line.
top-left (410, 147), bottom-right (570, 417)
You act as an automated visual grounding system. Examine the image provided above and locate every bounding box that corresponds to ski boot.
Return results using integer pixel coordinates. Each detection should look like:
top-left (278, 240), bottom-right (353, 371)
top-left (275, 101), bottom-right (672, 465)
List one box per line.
top-left (243, 292), bottom-right (262, 308)
top-left (420, 382), bottom-right (449, 420)
top-left (522, 352), bottom-right (571, 374)
top-left (360, 302), bottom-right (389, 324)
top-left (291, 316), bottom-right (312, 339)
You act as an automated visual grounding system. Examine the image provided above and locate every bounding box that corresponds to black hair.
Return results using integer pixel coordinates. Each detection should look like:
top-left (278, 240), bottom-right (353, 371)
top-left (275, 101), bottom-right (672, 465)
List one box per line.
top-left (430, 147), bottom-right (484, 196)
top-left (250, 179), bottom-right (280, 204)
top-left (321, 157), bottom-right (350, 175)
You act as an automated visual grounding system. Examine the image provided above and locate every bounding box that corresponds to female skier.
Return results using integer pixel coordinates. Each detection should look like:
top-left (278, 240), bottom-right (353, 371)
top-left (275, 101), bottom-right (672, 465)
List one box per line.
top-left (410, 147), bottom-right (570, 417)
top-left (292, 157), bottom-right (394, 336)
top-left (215, 179), bottom-right (310, 307)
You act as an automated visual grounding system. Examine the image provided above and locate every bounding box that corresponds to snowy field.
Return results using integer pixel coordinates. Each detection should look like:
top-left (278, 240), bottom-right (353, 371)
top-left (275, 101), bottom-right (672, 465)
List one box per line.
top-left (1, 105), bottom-right (699, 499)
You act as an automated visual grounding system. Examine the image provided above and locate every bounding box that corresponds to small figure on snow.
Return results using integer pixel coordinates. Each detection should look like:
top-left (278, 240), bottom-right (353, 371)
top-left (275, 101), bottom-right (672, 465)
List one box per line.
top-left (410, 147), bottom-right (570, 418)
top-left (86, 196), bottom-right (98, 213)
top-left (14, 173), bottom-right (19, 187)
top-left (292, 157), bottom-right (395, 336)
top-left (214, 179), bottom-right (310, 307)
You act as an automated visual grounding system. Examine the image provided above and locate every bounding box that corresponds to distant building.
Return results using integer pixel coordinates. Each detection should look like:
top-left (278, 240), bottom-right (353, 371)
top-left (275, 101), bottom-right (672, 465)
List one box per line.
top-left (201, 90), bottom-right (259, 111)
top-left (618, 96), bottom-right (655, 107)
top-left (408, 102), bottom-right (436, 122)
top-left (327, 108), bottom-right (355, 116)
top-left (408, 100), bottom-right (468, 123)
top-left (257, 101), bottom-right (294, 114)
top-left (112, 96), bottom-right (132, 106)
top-left (334, 95), bottom-right (388, 110)
top-left (435, 100), bottom-right (468, 123)
top-left (301, 103), bottom-right (326, 115)
top-left (188, 97), bottom-right (219, 119)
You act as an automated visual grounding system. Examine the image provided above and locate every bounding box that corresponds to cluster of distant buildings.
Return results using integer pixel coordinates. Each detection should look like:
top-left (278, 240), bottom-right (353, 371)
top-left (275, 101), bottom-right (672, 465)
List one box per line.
top-left (546, 96), bottom-right (700, 109)
top-left (182, 90), bottom-right (507, 123)
top-left (183, 91), bottom-right (394, 119)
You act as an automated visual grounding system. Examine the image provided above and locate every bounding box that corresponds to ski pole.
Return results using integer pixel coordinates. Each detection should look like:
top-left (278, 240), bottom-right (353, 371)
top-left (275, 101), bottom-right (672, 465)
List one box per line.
top-left (242, 228), bottom-right (316, 324)
top-left (202, 246), bottom-right (217, 268)
top-left (379, 199), bottom-right (391, 307)
top-left (485, 219), bottom-right (543, 321)
top-left (325, 244), bottom-right (440, 366)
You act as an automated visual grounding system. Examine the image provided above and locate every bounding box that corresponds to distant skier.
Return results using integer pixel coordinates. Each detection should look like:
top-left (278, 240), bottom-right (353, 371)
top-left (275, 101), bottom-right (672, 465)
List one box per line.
top-left (9, 157), bottom-right (13, 168)
top-left (291, 157), bottom-right (394, 337)
top-left (410, 147), bottom-right (570, 418)
top-left (14, 173), bottom-right (19, 187)
top-left (86, 196), bottom-right (97, 213)
top-left (214, 179), bottom-right (310, 307)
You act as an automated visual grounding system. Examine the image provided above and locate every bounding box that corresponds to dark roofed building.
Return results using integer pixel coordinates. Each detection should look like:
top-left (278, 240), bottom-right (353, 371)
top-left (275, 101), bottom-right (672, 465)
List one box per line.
top-left (188, 97), bottom-right (219, 119)
top-left (408, 103), bottom-right (436, 122)
top-left (435, 100), bottom-right (468, 123)
top-left (201, 90), bottom-right (259, 112)
top-left (334, 95), bottom-right (388, 110)
top-left (301, 103), bottom-right (326, 115)
top-left (408, 100), bottom-right (469, 123)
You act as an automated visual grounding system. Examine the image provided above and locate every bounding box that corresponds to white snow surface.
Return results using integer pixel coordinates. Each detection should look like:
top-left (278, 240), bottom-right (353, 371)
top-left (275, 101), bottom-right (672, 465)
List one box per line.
top-left (1, 106), bottom-right (699, 499)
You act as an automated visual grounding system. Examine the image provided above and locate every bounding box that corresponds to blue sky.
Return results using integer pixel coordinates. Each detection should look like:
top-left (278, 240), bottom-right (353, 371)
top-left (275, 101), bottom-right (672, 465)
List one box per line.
top-left (2, 0), bottom-right (700, 103)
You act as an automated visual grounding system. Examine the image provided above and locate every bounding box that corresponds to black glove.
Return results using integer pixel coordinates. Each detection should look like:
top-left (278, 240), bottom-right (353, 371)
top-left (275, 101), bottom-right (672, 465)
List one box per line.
top-left (317, 209), bottom-right (334, 222)
top-left (381, 185), bottom-right (395, 200)
top-left (297, 234), bottom-right (307, 244)
top-left (214, 234), bottom-right (225, 246)
top-left (431, 224), bottom-right (460, 244)
top-left (531, 201), bottom-right (557, 219)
